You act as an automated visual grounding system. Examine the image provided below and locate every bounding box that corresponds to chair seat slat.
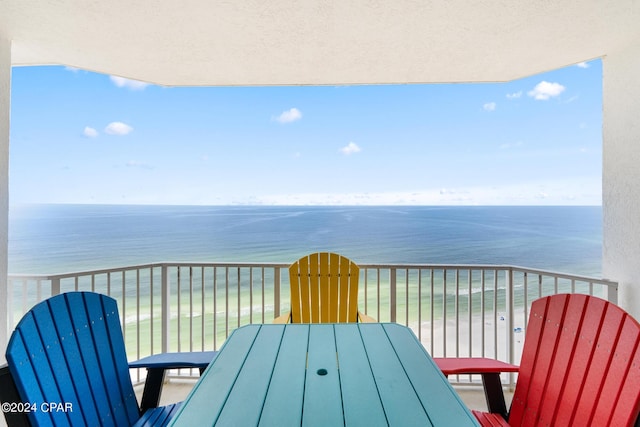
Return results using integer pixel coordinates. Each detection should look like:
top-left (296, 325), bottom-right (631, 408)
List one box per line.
top-left (472, 410), bottom-right (510, 427)
top-left (133, 403), bottom-right (182, 427)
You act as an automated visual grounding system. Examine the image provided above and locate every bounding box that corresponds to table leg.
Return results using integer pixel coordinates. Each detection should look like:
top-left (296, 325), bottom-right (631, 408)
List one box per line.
top-left (140, 368), bottom-right (166, 413)
top-left (481, 373), bottom-right (508, 420)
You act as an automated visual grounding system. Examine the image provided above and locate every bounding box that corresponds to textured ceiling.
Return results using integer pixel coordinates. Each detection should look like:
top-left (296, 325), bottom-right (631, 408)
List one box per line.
top-left (1, 0), bottom-right (638, 86)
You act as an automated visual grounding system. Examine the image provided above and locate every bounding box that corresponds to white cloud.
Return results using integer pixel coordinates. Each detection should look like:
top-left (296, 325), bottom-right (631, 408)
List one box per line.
top-left (563, 95), bottom-right (579, 104)
top-left (483, 102), bottom-right (496, 111)
top-left (340, 142), bottom-right (361, 155)
top-left (105, 122), bottom-right (133, 135)
top-left (83, 126), bottom-right (98, 138)
top-left (506, 91), bottom-right (522, 99)
top-left (576, 62), bottom-right (590, 69)
top-left (110, 75), bottom-right (150, 90)
top-left (274, 108), bottom-right (302, 124)
top-left (252, 179), bottom-right (601, 206)
top-left (500, 141), bottom-right (524, 149)
top-left (527, 81), bottom-right (566, 100)
top-left (125, 160), bottom-right (153, 169)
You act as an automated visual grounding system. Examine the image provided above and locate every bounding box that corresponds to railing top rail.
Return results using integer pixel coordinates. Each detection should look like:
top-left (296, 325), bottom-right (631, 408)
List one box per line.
top-left (7, 261), bottom-right (293, 280)
top-left (7, 261), bottom-right (616, 288)
top-left (508, 265), bottom-right (617, 286)
top-left (8, 263), bottom-right (165, 280)
top-left (358, 263), bottom-right (616, 288)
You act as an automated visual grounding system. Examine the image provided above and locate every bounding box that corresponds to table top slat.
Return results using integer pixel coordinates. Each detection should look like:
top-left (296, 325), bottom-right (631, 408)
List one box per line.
top-left (168, 323), bottom-right (479, 427)
top-left (382, 324), bottom-right (480, 426)
top-left (359, 324), bottom-right (434, 426)
top-left (258, 325), bottom-right (310, 427)
top-left (303, 324), bottom-right (345, 426)
top-left (168, 325), bottom-right (261, 426)
top-left (334, 324), bottom-right (388, 427)
top-left (215, 325), bottom-right (287, 426)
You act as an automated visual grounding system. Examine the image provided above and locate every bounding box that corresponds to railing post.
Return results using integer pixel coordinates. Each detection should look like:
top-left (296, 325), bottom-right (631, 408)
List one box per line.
top-left (274, 267), bottom-right (281, 319)
top-left (161, 264), bottom-right (170, 353)
top-left (607, 282), bottom-right (619, 305)
top-left (51, 277), bottom-right (61, 296)
top-left (506, 267), bottom-right (515, 389)
top-left (390, 268), bottom-right (397, 323)
top-left (0, 35), bottom-right (10, 365)
top-left (3, 279), bottom-right (11, 360)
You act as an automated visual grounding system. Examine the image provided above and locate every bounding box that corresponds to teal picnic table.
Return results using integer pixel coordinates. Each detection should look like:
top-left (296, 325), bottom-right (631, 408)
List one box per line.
top-left (168, 323), bottom-right (479, 427)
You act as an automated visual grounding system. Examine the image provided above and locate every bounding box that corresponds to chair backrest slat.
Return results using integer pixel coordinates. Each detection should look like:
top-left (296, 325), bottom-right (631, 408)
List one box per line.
top-left (289, 252), bottom-right (360, 323)
top-left (340, 254), bottom-right (359, 322)
top-left (508, 294), bottom-right (640, 427)
top-left (572, 301), bottom-right (626, 425)
top-left (6, 292), bottom-right (140, 427)
top-left (593, 316), bottom-right (640, 426)
top-left (47, 293), bottom-right (104, 426)
top-left (10, 316), bottom-right (66, 426)
top-left (328, 253), bottom-right (340, 322)
top-left (533, 293), bottom-right (587, 425)
top-left (309, 252), bottom-right (321, 323)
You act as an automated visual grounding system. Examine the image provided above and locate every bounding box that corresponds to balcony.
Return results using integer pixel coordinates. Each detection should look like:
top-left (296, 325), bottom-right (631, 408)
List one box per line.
top-left (6, 261), bottom-right (616, 390)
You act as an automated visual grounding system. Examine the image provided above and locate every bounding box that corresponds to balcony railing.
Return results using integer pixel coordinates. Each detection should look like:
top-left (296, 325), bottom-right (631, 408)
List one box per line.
top-left (6, 262), bottom-right (617, 387)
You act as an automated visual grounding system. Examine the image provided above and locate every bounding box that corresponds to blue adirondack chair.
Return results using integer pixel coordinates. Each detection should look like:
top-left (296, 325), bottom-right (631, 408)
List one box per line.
top-left (2, 291), bottom-right (217, 427)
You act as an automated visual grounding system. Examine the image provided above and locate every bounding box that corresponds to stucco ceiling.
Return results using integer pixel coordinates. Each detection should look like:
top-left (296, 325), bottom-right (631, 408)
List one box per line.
top-left (1, 0), bottom-right (639, 86)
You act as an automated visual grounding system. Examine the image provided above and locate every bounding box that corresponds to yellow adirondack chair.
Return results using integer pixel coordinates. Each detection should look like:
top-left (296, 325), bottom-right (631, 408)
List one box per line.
top-left (274, 252), bottom-right (376, 323)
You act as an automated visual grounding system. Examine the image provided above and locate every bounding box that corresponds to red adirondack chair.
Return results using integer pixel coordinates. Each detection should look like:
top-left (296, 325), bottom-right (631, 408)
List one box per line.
top-left (435, 293), bottom-right (640, 427)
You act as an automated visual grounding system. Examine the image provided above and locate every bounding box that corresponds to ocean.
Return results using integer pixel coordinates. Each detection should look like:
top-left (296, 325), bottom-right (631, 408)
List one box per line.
top-left (8, 204), bottom-right (602, 277)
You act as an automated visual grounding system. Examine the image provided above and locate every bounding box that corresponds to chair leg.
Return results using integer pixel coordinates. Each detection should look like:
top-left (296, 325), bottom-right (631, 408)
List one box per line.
top-left (481, 373), bottom-right (509, 421)
top-left (140, 368), bottom-right (166, 413)
top-left (0, 365), bottom-right (31, 427)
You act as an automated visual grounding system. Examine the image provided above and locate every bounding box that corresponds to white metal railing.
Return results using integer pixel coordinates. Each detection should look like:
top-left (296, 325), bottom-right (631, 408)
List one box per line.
top-left (6, 262), bottom-right (617, 386)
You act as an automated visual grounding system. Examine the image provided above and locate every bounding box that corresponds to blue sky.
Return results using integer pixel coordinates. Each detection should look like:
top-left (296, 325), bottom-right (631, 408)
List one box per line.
top-left (9, 60), bottom-right (602, 205)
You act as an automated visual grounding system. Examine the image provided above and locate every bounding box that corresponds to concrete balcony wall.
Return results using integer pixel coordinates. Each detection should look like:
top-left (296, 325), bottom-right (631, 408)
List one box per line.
top-left (0, 36), bottom-right (9, 366)
top-left (603, 43), bottom-right (640, 319)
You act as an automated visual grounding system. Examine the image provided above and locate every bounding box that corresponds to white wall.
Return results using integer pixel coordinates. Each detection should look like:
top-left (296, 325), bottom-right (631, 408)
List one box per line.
top-left (603, 43), bottom-right (640, 319)
top-left (0, 36), bottom-right (10, 363)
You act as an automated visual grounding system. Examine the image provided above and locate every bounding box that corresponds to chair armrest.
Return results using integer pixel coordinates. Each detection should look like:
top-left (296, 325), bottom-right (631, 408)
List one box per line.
top-left (273, 312), bottom-right (292, 324)
top-left (434, 357), bottom-right (518, 420)
top-left (433, 357), bottom-right (518, 376)
top-left (357, 311), bottom-right (377, 323)
top-left (129, 351), bottom-right (217, 370)
top-left (129, 351), bottom-right (217, 412)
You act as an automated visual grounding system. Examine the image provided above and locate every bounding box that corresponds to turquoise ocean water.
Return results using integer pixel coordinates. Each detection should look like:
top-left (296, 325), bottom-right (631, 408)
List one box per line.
top-left (7, 205), bottom-right (602, 354)
top-left (9, 204), bottom-right (602, 277)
